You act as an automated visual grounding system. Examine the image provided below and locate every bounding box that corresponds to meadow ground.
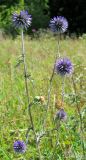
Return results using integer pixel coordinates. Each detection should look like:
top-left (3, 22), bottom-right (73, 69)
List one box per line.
top-left (0, 32), bottom-right (86, 160)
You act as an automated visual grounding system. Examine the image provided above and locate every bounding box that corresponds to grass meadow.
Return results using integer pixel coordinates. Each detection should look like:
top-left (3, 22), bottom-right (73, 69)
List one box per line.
top-left (0, 32), bottom-right (86, 160)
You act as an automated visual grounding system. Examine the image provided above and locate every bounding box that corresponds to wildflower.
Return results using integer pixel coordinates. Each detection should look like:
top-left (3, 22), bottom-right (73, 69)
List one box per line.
top-left (12, 10), bottom-right (32, 29)
top-left (13, 140), bottom-right (26, 153)
top-left (49, 16), bottom-right (68, 33)
top-left (55, 58), bottom-right (73, 76)
top-left (55, 109), bottom-right (67, 121)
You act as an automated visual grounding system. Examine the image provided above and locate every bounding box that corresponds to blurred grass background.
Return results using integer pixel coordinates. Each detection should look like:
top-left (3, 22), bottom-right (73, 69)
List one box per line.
top-left (0, 32), bottom-right (86, 159)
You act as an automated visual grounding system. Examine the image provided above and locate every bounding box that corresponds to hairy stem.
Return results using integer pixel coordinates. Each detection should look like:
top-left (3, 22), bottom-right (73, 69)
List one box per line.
top-left (42, 34), bottom-right (61, 129)
top-left (21, 30), bottom-right (42, 160)
top-left (46, 33), bottom-right (61, 110)
top-left (21, 29), bottom-right (33, 128)
top-left (57, 33), bottom-right (60, 58)
top-left (61, 77), bottom-right (65, 107)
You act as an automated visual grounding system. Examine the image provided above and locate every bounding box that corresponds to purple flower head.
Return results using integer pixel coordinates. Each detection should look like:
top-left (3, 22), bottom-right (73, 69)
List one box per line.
top-left (55, 58), bottom-right (73, 76)
top-left (13, 140), bottom-right (26, 153)
top-left (49, 16), bottom-right (68, 33)
top-left (12, 10), bottom-right (32, 29)
top-left (56, 109), bottom-right (67, 120)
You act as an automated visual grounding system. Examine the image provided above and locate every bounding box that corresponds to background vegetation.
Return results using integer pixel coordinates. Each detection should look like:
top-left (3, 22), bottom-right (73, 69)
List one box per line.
top-left (0, 32), bottom-right (86, 159)
top-left (0, 0), bottom-right (86, 159)
top-left (0, 0), bottom-right (86, 34)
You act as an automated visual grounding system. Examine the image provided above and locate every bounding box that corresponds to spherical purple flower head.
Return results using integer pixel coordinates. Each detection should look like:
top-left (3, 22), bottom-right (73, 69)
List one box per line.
top-left (13, 140), bottom-right (26, 153)
top-left (12, 10), bottom-right (32, 29)
top-left (49, 16), bottom-right (68, 33)
top-left (55, 58), bottom-right (73, 76)
top-left (56, 109), bottom-right (67, 120)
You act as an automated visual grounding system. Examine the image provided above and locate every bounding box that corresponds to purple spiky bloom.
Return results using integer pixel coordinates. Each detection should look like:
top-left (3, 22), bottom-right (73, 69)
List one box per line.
top-left (12, 10), bottom-right (32, 29)
top-left (13, 140), bottom-right (26, 153)
top-left (56, 109), bottom-right (67, 120)
top-left (49, 16), bottom-right (68, 33)
top-left (55, 58), bottom-right (73, 76)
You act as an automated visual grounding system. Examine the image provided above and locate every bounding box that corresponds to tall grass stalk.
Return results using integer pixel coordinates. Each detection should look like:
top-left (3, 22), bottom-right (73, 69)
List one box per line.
top-left (50, 121), bottom-right (66, 160)
top-left (72, 75), bottom-right (85, 158)
top-left (0, 148), bottom-right (11, 160)
top-left (64, 124), bottom-right (77, 159)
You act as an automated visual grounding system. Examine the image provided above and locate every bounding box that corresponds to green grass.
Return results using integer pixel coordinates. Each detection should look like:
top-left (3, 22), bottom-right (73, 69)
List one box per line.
top-left (0, 33), bottom-right (86, 160)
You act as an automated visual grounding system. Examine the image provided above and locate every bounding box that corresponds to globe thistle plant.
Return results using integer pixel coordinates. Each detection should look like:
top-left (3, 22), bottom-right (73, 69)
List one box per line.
top-left (55, 58), bottom-right (73, 76)
top-left (12, 10), bottom-right (42, 159)
top-left (44, 17), bottom-right (68, 127)
top-left (49, 16), bottom-right (68, 33)
top-left (12, 10), bottom-right (32, 29)
top-left (13, 140), bottom-right (26, 153)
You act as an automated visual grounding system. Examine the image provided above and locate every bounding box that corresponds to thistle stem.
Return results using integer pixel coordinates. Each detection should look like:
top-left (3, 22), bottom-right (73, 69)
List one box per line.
top-left (42, 60), bottom-right (56, 130)
top-left (21, 30), bottom-right (42, 160)
top-left (21, 29), bottom-right (29, 103)
top-left (61, 77), bottom-right (65, 107)
top-left (46, 33), bottom-right (61, 110)
top-left (42, 33), bottom-right (61, 129)
top-left (57, 33), bottom-right (60, 58)
top-left (21, 30), bottom-right (34, 128)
